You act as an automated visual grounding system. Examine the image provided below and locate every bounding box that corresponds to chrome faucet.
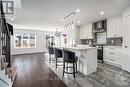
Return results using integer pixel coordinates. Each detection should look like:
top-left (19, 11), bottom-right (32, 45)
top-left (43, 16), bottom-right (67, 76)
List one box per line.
top-left (72, 37), bottom-right (76, 47)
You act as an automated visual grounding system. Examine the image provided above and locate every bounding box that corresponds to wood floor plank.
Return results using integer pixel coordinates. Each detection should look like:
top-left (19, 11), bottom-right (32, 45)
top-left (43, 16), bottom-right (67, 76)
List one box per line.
top-left (12, 53), bottom-right (67, 87)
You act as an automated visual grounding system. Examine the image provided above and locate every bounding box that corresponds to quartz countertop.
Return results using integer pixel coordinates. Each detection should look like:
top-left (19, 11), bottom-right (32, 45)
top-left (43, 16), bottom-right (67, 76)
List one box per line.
top-left (55, 46), bottom-right (97, 51)
top-left (65, 47), bottom-right (97, 51)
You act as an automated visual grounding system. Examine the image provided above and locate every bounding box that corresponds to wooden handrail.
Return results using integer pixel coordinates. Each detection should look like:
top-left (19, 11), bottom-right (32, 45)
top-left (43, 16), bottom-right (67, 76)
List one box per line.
top-left (4, 18), bottom-right (10, 38)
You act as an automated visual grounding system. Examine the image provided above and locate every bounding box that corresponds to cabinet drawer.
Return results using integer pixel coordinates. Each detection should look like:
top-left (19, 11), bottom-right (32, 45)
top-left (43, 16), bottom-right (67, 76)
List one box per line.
top-left (114, 56), bottom-right (123, 65)
top-left (103, 48), bottom-right (110, 55)
top-left (115, 49), bottom-right (123, 57)
top-left (109, 47), bottom-right (115, 51)
top-left (103, 50), bottom-right (114, 56)
top-left (104, 55), bottom-right (116, 63)
top-left (104, 54), bottom-right (123, 65)
top-left (104, 46), bottom-right (123, 56)
top-left (104, 54), bottom-right (114, 61)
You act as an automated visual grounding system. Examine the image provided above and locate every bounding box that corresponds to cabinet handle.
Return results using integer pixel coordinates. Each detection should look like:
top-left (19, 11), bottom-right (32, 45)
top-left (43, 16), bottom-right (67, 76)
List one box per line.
top-left (109, 53), bottom-right (115, 55)
top-left (109, 48), bottom-right (114, 50)
top-left (114, 34), bottom-right (117, 36)
top-left (125, 46), bottom-right (128, 48)
top-left (109, 59), bottom-right (115, 61)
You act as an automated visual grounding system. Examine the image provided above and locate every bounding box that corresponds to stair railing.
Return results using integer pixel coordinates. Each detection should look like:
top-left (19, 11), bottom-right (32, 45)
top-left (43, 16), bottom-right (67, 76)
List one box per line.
top-left (0, 0), bottom-right (11, 67)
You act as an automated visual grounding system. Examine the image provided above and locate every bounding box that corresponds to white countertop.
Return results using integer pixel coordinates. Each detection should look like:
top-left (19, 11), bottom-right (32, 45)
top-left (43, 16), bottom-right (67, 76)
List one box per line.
top-left (55, 46), bottom-right (97, 51)
top-left (66, 47), bottom-right (97, 51)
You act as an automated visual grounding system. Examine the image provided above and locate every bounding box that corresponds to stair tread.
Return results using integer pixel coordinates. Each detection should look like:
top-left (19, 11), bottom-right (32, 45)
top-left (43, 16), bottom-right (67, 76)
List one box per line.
top-left (6, 68), bottom-right (11, 75)
top-left (1, 62), bottom-right (9, 70)
top-left (0, 55), bottom-right (5, 60)
top-left (7, 67), bottom-right (17, 75)
top-left (7, 67), bottom-right (17, 82)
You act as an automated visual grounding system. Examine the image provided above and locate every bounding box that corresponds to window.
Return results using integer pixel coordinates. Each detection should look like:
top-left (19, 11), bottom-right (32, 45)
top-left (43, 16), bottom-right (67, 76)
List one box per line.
top-left (14, 33), bottom-right (36, 48)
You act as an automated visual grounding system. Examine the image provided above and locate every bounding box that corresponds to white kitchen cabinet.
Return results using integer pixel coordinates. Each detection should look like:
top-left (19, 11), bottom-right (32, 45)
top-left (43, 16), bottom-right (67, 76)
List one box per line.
top-left (80, 23), bottom-right (93, 39)
top-left (107, 15), bottom-right (123, 38)
top-left (103, 46), bottom-right (123, 67)
top-left (123, 7), bottom-right (130, 72)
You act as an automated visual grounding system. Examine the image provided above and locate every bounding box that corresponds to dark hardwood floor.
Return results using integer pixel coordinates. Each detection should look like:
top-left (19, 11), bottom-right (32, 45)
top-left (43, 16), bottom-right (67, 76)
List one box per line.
top-left (12, 53), bottom-right (67, 87)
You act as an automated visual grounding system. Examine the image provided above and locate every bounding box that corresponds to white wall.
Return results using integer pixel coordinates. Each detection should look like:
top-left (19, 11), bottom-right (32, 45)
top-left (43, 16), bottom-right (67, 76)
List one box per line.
top-left (11, 28), bottom-right (46, 55)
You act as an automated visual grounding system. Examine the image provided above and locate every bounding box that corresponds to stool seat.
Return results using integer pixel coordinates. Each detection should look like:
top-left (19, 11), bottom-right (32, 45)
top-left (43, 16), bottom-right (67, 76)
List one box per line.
top-left (54, 48), bottom-right (63, 69)
top-left (48, 47), bottom-right (55, 63)
top-left (62, 49), bottom-right (78, 78)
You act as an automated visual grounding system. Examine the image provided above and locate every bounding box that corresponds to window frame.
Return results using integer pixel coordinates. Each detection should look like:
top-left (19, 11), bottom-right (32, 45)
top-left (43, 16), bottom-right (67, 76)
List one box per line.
top-left (14, 33), bottom-right (36, 49)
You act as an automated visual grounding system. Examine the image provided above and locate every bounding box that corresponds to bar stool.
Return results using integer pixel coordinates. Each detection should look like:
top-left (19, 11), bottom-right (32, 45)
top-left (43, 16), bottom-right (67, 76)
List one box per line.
top-left (48, 47), bottom-right (55, 63)
top-left (54, 48), bottom-right (63, 69)
top-left (62, 49), bottom-right (78, 78)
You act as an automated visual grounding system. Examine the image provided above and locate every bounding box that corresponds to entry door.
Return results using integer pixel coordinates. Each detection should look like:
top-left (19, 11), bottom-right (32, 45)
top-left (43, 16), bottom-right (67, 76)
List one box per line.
top-left (123, 14), bottom-right (130, 72)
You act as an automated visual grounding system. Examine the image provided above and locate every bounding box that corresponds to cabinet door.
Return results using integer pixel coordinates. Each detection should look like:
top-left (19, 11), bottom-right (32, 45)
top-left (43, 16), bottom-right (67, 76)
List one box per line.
top-left (87, 24), bottom-right (93, 39)
top-left (80, 23), bottom-right (92, 39)
top-left (80, 26), bottom-right (86, 39)
top-left (103, 46), bottom-right (123, 66)
top-left (107, 18), bottom-right (115, 38)
top-left (107, 15), bottom-right (123, 38)
top-left (123, 14), bottom-right (130, 72)
top-left (115, 16), bottom-right (123, 37)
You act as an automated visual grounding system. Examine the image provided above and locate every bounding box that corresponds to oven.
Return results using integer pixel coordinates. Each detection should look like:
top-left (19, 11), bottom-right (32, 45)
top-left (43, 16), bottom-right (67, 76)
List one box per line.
top-left (97, 46), bottom-right (103, 63)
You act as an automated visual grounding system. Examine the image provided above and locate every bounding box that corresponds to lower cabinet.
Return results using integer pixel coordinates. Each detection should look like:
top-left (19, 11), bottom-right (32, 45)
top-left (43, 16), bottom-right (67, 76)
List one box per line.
top-left (103, 46), bottom-right (123, 67)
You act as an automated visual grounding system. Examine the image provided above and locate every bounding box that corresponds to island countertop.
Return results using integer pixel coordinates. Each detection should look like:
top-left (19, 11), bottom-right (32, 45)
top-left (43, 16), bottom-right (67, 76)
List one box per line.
top-left (65, 47), bottom-right (97, 51)
top-left (54, 45), bottom-right (97, 76)
top-left (55, 46), bottom-right (97, 51)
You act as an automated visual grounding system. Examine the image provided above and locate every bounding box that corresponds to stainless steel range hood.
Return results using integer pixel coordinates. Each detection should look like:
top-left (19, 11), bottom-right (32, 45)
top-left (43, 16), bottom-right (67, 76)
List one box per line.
top-left (93, 19), bottom-right (107, 33)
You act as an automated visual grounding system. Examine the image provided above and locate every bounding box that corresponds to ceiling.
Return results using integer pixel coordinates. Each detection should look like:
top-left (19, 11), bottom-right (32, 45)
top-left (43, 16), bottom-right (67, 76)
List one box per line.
top-left (12, 0), bottom-right (130, 31)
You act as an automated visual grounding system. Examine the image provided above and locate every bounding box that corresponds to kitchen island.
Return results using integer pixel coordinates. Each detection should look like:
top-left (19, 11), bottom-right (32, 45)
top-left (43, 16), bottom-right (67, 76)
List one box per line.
top-left (55, 46), bottom-right (97, 76)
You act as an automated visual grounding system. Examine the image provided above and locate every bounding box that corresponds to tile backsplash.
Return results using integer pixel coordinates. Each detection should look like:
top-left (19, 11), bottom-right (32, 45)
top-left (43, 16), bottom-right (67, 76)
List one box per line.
top-left (81, 39), bottom-right (93, 45)
top-left (81, 37), bottom-right (123, 46)
top-left (107, 37), bottom-right (123, 46)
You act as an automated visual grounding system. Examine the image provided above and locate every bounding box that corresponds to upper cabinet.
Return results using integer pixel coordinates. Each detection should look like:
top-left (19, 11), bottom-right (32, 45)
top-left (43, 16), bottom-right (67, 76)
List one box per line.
top-left (107, 15), bottom-right (123, 38)
top-left (80, 23), bottom-right (93, 39)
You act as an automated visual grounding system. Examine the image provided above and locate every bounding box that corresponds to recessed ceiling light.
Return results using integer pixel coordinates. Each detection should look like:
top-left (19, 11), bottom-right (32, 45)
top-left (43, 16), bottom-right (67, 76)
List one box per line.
top-left (100, 11), bottom-right (104, 15)
top-left (76, 9), bottom-right (80, 13)
top-left (11, 18), bottom-right (14, 21)
top-left (77, 21), bottom-right (80, 24)
top-left (60, 18), bottom-right (64, 22)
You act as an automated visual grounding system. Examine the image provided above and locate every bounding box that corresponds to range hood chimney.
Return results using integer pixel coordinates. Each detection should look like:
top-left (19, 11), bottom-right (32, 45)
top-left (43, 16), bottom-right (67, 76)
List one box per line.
top-left (93, 19), bottom-right (107, 33)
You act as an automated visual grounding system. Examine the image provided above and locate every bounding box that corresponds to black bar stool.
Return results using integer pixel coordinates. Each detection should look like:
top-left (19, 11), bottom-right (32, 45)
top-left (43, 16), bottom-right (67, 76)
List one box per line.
top-left (54, 48), bottom-right (63, 69)
top-left (48, 47), bottom-right (55, 63)
top-left (62, 49), bottom-right (78, 78)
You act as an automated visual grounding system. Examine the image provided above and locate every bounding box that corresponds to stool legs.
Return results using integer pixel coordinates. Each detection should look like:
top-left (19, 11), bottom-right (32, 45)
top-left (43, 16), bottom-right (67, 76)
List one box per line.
top-left (49, 54), bottom-right (51, 63)
top-left (56, 57), bottom-right (57, 69)
top-left (67, 63), bottom-right (68, 72)
top-left (49, 54), bottom-right (55, 63)
top-left (62, 62), bottom-right (65, 77)
top-left (62, 62), bottom-right (77, 78)
top-left (75, 62), bottom-right (77, 73)
top-left (73, 63), bottom-right (75, 78)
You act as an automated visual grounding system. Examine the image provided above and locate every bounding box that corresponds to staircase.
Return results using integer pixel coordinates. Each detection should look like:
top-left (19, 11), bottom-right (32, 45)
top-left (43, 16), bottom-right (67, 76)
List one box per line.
top-left (0, 1), bottom-right (17, 87)
top-left (0, 55), bottom-right (17, 87)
